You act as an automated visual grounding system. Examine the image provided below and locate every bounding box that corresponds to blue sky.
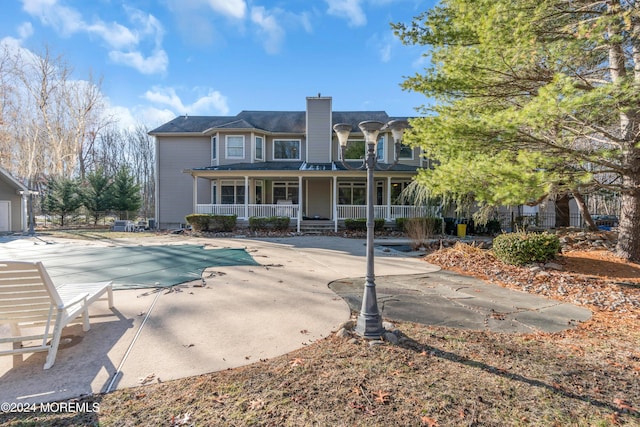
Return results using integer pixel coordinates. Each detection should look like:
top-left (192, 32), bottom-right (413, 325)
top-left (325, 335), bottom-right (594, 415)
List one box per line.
top-left (1, 0), bottom-right (435, 129)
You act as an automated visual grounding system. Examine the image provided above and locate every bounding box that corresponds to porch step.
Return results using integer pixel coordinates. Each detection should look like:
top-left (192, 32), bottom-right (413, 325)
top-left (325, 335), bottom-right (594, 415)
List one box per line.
top-left (300, 220), bottom-right (335, 234)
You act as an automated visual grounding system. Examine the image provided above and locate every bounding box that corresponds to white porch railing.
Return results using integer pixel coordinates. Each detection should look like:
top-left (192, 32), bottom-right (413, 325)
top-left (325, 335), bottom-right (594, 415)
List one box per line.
top-left (196, 204), bottom-right (299, 218)
top-left (336, 205), bottom-right (430, 219)
top-left (195, 204), bottom-right (429, 220)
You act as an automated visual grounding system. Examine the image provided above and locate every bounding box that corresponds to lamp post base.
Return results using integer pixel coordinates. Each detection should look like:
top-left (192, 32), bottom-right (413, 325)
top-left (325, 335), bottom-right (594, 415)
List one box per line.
top-left (354, 279), bottom-right (385, 339)
top-left (355, 311), bottom-right (384, 339)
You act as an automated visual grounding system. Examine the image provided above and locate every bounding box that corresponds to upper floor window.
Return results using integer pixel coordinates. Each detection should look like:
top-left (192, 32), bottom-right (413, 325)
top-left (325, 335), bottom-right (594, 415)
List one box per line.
top-left (226, 135), bottom-right (245, 159)
top-left (341, 137), bottom-right (384, 161)
top-left (273, 139), bottom-right (300, 160)
top-left (399, 143), bottom-right (413, 160)
top-left (255, 136), bottom-right (264, 161)
top-left (343, 140), bottom-right (365, 161)
top-left (211, 136), bottom-right (217, 160)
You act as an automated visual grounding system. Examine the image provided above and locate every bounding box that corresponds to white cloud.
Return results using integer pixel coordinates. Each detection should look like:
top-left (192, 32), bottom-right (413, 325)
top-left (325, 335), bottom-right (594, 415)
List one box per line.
top-left (20, 0), bottom-right (168, 74)
top-left (22, 0), bottom-right (85, 35)
top-left (368, 31), bottom-right (397, 63)
top-left (143, 86), bottom-right (229, 116)
top-left (207, 0), bottom-right (247, 19)
top-left (17, 22), bottom-right (34, 39)
top-left (325, 0), bottom-right (366, 27)
top-left (251, 6), bottom-right (285, 54)
top-left (86, 21), bottom-right (139, 50)
top-left (109, 49), bottom-right (168, 75)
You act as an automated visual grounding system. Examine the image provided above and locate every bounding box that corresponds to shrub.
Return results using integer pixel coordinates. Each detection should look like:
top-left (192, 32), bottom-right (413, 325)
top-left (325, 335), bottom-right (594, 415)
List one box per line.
top-left (344, 218), bottom-right (385, 232)
top-left (249, 216), bottom-right (290, 231)
top-left (185, 214), bottom-right (237, 232)
top-left (208, 215), bottom-right (237, 232)
top-left (185, 214), bottom-right (209, 232)
top-left (492, 232), bottom-right (560, 265)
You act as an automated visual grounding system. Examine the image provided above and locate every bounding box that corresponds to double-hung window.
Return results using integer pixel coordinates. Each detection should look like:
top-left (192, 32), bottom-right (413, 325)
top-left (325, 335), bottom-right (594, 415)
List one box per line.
top-left (273, 139), bottom-right (300, 160)
top-left (220, 180), bottom-right (245, 204)
top-left (338, 182), bottom-right (366, 205)
top-left (226, 135), bottom-right (245, 159)
top-left (255, 136), bottom-right (264, 161)
top-left (273, 182), bottom-right (299, 203)
top-left (399, 143), bottom-right (413, 160)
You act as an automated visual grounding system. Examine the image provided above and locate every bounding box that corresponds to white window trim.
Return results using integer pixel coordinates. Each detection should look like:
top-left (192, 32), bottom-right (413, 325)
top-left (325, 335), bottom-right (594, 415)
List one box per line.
top-left (254, 135), bottom-right (264, 161)
top-left (211, 135), bottom-right (218, 164)
top-left (225, 135), bottom-right (245, 159)
top-left (273, 139), bottom-right (301, 161)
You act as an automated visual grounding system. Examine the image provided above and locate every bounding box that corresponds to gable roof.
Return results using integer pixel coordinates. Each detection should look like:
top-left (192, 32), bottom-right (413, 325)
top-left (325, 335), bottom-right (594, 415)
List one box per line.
top-left (149, 111), bottom-right (411, 135)
top-left (0, 167), bottom-right (28, 192)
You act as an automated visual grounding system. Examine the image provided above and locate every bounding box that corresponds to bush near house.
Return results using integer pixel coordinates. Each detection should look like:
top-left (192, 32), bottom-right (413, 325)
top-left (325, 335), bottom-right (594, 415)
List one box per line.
top-left (185, 214), bottom-right (237, 232)
top-left (249, 216), bottom-right (291, 231)
top-left (492, 232), bottom-right (561, 265)
top-left (344, 218), bottom-right (385, 232)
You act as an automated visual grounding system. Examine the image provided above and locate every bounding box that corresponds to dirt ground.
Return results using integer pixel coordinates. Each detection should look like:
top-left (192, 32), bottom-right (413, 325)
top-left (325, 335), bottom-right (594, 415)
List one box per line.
top-left (1, 236), bottom-right (639, 426)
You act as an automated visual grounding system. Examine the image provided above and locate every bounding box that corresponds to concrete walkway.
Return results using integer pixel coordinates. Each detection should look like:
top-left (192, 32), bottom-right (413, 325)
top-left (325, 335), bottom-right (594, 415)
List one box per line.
top-left (0, 235), bottom-right (591, 405)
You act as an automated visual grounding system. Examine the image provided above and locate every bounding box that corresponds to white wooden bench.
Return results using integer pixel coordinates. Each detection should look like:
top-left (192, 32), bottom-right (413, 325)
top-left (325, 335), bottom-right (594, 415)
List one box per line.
top-left (0, 261), bottom-right (113, 369)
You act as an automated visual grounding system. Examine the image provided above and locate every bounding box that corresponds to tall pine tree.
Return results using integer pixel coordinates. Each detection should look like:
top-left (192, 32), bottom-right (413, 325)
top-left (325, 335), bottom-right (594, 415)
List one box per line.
top-left (110, 165), bottom-right (141, 220)
top-left (393, 0), bottom-right (640, 261)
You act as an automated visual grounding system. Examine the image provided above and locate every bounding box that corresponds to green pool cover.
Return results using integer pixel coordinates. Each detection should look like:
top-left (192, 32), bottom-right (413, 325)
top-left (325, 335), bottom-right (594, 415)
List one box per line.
top-left (13, 245), bottom-right (259, 289)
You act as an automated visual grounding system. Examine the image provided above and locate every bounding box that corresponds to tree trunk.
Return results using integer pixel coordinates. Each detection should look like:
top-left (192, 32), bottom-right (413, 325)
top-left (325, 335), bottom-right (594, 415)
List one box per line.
top-left (615, 169), bottom-right (640, 263)
top-left (572, 191), bottom-right (598, 231)
top-left (554, 194), bottom-right (571, 227)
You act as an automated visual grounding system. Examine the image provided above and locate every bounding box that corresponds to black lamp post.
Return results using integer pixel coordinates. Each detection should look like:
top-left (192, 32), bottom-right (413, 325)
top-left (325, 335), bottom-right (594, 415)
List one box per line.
top-left (333, 119), bottom-right (410, 338)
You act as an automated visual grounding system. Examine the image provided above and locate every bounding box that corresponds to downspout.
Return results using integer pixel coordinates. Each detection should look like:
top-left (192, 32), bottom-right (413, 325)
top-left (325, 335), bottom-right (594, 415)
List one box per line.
top-left (298, 175), bottom-right (302, 233)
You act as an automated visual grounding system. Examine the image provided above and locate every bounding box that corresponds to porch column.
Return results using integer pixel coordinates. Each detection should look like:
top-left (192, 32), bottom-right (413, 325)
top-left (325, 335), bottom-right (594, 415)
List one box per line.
top-left (386, 177), bottom-right (392, 220)
top-left (20, 192), bottom-right (28, 232)
top-left (244, 176), bottom-right (249, 219)
top-left (298, 176), bottom-right (303, 233)
top-left (192, 175), bottom-right (198, 213)
top-left (333, 176), bottom-right (338, 232)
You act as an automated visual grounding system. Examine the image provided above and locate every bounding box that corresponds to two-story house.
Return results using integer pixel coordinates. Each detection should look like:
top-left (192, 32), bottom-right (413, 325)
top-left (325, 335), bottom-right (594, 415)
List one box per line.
top-left (149, 95), bottom-right (430, 231)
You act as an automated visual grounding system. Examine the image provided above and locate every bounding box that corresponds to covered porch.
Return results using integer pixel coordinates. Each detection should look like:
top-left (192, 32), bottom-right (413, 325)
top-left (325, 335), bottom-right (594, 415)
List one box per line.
top-left (186, 163), bottom-right (425, 232)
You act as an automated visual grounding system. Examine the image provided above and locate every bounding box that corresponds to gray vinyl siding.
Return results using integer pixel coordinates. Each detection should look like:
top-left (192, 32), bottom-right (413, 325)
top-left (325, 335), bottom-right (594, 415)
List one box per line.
top-left (157, 135), bottom-right (211, 229)
top-left (0, 176), bottom-right (25, 232)
top-left (306, 97), bottom-right (332, 163)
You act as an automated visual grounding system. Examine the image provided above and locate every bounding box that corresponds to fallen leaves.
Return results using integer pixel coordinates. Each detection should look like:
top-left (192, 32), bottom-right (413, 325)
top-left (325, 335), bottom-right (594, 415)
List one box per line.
top-left (421, 415), bottom-right (439, 426)
top-left (249, 399), bottom-right (265, 410)
top-left (289, 358), bottom-right (304, 367)
top-left (373, 390), bottom-right (391, 404)
top-left (613, 397), bottom-right (638, 414)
